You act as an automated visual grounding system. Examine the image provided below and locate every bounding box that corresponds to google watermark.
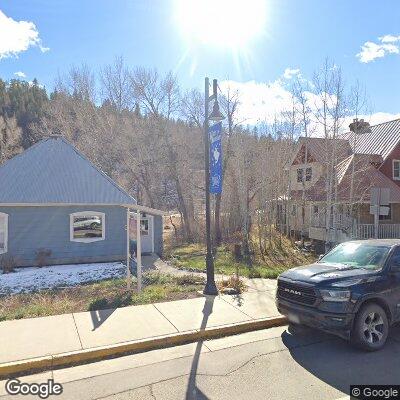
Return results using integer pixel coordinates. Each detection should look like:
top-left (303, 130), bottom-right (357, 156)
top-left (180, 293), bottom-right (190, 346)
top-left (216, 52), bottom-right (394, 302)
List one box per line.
top-left (351, 385), bottom-right (400, 400)
top-left (5, 378), bottom-right (63, 399)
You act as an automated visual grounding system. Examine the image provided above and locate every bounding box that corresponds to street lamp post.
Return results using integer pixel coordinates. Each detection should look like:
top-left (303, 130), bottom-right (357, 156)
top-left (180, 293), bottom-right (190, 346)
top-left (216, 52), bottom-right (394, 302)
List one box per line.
top-left (203, 77), bottom-right (224, 295)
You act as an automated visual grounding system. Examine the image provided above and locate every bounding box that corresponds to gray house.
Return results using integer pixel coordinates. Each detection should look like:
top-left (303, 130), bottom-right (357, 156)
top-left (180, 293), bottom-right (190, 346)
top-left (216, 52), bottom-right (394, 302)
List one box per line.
top-left (0, 136), bottom-right (164, 267)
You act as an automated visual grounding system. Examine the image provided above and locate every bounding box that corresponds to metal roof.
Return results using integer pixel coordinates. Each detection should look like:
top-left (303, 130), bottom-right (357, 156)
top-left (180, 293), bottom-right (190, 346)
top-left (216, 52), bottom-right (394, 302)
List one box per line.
top-left (290, 137), bottom-right (352, 166)
top-left (343, 118), bottom-right (400, 161)
top-left (0, 136), bottom-right (136, 204)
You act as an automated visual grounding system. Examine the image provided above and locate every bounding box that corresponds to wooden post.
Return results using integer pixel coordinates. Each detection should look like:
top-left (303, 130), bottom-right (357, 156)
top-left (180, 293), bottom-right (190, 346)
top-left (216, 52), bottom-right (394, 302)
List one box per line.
top-left (126, 207), bottom-right (131, 290)
top-left (136, 210), bottom-right (142, 292)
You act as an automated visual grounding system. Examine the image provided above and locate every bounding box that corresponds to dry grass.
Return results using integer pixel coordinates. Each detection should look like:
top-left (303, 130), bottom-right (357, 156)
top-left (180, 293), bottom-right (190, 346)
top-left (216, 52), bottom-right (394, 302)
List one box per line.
top-left (168, 228), bottom-right (316, 279)
top-left (218, 275), bottom-right (247, 293)
top-left (0, 273), bottom-right (204, 322)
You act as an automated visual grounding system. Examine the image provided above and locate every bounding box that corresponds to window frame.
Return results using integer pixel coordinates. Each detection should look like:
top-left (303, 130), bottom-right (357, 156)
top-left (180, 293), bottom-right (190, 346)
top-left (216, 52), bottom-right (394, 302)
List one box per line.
top-left (379, 204), bottom-right (392, 221)
top-left (393, 160), bottom-right (400, 180)
top-left (296, 168), bottom-right (303, 183)
top-left (140, 217), bottom-right (150, 236)
top-left (305, 167), bottom-right (312, 181)
top-left (70, 211), bottom-right (105, 243)
top-left (0, 212), bottom-right (8, 254)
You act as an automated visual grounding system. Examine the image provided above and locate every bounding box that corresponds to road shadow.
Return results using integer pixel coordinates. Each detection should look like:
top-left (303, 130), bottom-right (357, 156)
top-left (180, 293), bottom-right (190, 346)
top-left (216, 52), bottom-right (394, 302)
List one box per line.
top-left (185, 295), bottom-right (215, 400)
top-left (281, 324), bottom-right (400, 395)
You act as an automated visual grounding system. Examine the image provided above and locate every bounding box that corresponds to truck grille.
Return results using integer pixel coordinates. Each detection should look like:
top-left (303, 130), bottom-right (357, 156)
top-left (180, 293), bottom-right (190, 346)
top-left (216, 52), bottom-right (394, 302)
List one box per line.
top-left (277, 280), bottom-right (316, 305)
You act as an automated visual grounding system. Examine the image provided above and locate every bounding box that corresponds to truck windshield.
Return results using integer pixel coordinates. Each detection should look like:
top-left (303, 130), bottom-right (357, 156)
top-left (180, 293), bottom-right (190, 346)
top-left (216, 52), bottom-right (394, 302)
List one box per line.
top-left (320, 242), bottom-right (390, 270)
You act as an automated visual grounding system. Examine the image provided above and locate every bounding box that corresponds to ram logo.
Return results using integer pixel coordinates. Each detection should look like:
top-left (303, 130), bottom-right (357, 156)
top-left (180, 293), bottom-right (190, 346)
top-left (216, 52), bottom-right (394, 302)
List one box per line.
top-left (284, 288), bottom-right (302, 296)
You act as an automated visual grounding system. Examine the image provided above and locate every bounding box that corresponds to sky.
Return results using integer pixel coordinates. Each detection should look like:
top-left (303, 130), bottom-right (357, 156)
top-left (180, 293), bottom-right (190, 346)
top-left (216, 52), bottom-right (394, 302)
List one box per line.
top-left (1, 0), bottom-right (400, 127)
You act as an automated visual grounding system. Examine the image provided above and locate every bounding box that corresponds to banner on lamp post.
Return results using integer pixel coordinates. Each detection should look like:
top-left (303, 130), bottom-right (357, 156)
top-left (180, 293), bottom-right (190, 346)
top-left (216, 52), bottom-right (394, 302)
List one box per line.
top-left (209, 122), bottom-right (222, 194)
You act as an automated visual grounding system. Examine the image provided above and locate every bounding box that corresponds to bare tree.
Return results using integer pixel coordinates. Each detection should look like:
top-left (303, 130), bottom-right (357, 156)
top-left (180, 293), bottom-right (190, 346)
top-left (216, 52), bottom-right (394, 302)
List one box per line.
top-left (0, 115), bottom-right (22, 164)
top-left (100, 56), bottom-right (133, 112)
top-left (130, 68), bottom-right (195, 241)
top-left (55, 64), bottom-right (96, 102)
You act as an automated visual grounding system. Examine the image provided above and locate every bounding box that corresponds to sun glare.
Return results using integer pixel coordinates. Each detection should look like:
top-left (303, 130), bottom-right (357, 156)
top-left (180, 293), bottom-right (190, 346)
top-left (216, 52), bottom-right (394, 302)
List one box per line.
top-left (175, 0), bottom-right (267, 49)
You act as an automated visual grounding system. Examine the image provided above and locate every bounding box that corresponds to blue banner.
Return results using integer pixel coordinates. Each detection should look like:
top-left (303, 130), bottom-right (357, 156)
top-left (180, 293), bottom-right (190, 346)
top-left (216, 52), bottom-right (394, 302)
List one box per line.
top-left (209, 122), bottom-right (222, 194)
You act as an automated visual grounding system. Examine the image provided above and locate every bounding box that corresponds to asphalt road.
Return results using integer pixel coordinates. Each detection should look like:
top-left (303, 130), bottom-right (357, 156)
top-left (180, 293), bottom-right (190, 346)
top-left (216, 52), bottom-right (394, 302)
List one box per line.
top-left (3, 323), bottom-right (400, 400)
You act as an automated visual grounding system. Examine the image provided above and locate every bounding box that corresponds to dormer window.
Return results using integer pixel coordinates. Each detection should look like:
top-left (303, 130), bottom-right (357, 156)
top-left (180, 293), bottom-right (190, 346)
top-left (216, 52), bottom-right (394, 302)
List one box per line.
top-left (297, 169), bottom-right (303, 183)
top-left (393, 160), bottom-right (400, 180)
top-left (297, 167), bottom-right (312, 183)
top-left (306, 167), bottom-right (312, 181)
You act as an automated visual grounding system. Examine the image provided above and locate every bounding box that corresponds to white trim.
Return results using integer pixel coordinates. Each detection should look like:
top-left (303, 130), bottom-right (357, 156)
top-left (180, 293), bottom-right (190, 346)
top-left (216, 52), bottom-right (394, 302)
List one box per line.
top-left (0, 203), bottom-right (166, 216)
top-left (70, 211), bottom-right (105, 243)
top-left (393, 159), bottom-right (400, 180)
top-left (136, 210), bottom-right (142, 292)
top-left (0, 212), bottom-right (8, 254)
top-left (149, 215), bottom-right (155, 253)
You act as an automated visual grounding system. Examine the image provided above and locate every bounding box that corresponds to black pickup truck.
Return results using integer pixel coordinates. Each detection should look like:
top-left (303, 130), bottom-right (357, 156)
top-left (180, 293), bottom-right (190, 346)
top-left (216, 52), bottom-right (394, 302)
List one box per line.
top-left (276, 240), bottom-right (400, 351)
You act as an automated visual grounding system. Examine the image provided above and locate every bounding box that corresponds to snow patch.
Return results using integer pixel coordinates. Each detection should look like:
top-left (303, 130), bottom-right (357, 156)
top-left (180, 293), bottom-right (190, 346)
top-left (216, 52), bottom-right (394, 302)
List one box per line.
top-left (0, 262), bottom-right (126, 295)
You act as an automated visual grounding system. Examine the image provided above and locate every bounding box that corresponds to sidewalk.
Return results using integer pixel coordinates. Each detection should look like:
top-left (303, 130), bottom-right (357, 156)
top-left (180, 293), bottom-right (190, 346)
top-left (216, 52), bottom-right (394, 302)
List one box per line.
top-left (0, 286), bottom-right (279, 369)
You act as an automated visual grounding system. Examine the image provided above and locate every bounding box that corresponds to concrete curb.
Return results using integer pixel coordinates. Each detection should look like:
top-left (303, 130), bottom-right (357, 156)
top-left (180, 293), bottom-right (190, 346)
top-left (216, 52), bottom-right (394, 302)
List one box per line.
top-left (0, 315), bottom-right (288, 378)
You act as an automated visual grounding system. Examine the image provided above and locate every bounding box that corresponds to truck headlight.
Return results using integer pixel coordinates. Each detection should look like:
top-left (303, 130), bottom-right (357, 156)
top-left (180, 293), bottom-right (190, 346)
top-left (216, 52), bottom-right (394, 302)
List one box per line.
top-left (320, 289), bottom-right (351, 302)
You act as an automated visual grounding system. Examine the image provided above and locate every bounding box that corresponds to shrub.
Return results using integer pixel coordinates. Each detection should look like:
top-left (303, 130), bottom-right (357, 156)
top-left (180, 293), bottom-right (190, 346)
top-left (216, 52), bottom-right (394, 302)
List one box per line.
top-left (175, 274), bottom-right (205, 286)
top-left (142, 272), bottom-right (174, 285)
top-left (88, 298), bottom-right (109, 311)
top-left (248, 269), bottom-right (262, 279)
top-left (0, 254), bottom-right (18, 274)
top-left (218, 275), bottom-right (246, 293)
top-left (35, 248), bottom-right (52, 267)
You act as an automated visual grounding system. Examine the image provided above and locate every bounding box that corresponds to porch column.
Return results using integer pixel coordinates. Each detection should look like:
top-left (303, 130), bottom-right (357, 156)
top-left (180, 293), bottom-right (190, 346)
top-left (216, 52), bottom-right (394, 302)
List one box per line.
top-left (136, 210), bottom-right (142, 292)
top-left (126, 207), bottom-right (131, 290)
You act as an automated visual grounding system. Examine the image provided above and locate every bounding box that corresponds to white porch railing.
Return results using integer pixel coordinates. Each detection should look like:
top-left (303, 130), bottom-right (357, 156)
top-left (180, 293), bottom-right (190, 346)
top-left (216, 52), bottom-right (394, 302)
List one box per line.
top-left (310, 221), bottom-right (400, 241)
top-left (352, 224), bottom-right (400, 239)
top-left (353, 224), bottom-right (374, 239)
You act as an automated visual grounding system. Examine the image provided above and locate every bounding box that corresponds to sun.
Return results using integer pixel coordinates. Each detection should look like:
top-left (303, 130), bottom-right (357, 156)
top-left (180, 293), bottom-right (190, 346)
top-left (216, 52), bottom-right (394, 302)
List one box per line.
top-left (174, 0), bottom-right (267, 49)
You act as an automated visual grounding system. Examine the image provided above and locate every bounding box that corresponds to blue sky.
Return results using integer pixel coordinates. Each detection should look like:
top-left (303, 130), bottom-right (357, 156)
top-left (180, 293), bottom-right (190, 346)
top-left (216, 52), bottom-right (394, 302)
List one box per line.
top-left (1, 0), bottom-right (400, 124)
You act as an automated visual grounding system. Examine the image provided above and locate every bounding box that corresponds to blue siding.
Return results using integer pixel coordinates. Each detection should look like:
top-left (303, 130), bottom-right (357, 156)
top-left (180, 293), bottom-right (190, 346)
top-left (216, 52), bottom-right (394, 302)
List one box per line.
top-left (0, 206), bottom-right (128, 267)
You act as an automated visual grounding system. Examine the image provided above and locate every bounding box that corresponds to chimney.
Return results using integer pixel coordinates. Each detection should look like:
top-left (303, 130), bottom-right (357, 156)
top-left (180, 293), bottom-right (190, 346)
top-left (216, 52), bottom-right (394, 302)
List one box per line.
top-left (349, 118), bottom-right (371, 134)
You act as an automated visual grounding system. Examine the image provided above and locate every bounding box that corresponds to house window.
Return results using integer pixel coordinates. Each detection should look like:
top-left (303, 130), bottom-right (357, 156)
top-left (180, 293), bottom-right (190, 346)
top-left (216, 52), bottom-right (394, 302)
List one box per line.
top-left (70, 211), bottom-right (105, 243)
top-left (296, 168), bottom-right (303, 183)
top-left (379, 204), bottom-right (392, 221)
top-left (305, 167), bottom-right (312, 181)
top-left (140, 218), bottom-right (149, 236)
top-left (313, 205), bottom-right (319, 214)
top-left (0, 212), bottom-right (8, 254)
top-left (291, 205), bottom-right (297, 216)
top-left (393, 160), bottom-right (400, 180)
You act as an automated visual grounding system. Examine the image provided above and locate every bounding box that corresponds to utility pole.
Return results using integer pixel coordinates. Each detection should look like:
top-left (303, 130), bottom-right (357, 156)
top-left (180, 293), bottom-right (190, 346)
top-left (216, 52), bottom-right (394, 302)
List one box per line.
top-left (203, 77), bottom-right (224, 295)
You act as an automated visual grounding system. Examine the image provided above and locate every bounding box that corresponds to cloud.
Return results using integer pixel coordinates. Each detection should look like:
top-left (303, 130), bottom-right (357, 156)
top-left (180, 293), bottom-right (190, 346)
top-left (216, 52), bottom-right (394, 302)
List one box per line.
top-left (219, 79), bottom-right (295, 125)
top-left (357, 35), bottom-right (400, 63)
top-left (0, 10), bottom-right (48, 59)
top-left (379, 34), bottom-right (400, 43)
top-left (220, 75), bottom-right (400, 135)
top-left (14, 71), bottom-right (26, 78)
top-left (283, 68), bottom-right (300, 80)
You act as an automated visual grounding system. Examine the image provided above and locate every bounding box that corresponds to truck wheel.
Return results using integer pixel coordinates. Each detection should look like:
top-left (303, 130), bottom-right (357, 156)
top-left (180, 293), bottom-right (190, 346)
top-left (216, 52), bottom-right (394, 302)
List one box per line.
top-left (351, 303), bottom-right (389, 351)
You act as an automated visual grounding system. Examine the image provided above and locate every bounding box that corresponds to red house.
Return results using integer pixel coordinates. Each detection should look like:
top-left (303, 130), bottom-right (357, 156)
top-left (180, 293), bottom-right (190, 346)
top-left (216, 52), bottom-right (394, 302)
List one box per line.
top-left (284, 118), bottom-right (400, 248)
